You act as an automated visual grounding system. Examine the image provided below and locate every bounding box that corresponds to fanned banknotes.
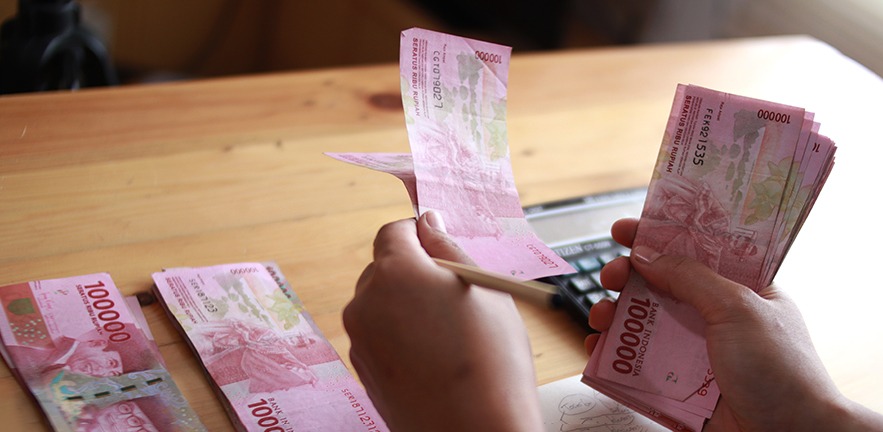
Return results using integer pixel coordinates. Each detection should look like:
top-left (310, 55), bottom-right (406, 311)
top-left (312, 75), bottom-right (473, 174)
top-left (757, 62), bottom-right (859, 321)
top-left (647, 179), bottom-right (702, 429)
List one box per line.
top-left (152, 262), bottom-right (386, 432)
top-left (583, 84), bottom-right (836, 431)
top-left (327, 27), bottom-right (575, 281)
top-left (0, 274), bottom-right (206, 431)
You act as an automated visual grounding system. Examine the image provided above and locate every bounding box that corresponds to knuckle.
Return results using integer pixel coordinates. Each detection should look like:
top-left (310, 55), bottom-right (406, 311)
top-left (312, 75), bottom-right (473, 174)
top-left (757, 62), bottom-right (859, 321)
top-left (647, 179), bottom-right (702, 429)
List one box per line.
top-left (373, 221), bottom-right (399, 247)
top-left (717, 287), bottom-right (753, 311)
top-left (714, 288), bottom-right (762, 323)
top-left (666, 255), bottom-right (695, 284)
top-left (341, 302), bottom-right (358, 331)
top-left (371, 256), bottom-right (399, 279)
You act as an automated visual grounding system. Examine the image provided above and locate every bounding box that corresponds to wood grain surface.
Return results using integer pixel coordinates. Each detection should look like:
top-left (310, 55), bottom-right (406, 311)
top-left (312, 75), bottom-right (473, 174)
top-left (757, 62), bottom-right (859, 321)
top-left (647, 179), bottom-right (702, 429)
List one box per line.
top-left (1, 35), bottom-right (881, 430)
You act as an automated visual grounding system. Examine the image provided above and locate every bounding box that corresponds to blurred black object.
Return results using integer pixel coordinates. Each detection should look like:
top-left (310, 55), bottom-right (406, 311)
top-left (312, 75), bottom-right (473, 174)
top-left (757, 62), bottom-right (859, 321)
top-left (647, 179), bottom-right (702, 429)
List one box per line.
top-left (412, 0), bottom-right (569, 49)
top-left (410, 0), bottom-right (657, 50)
top-left (0, 0), bottom-right (117, 94)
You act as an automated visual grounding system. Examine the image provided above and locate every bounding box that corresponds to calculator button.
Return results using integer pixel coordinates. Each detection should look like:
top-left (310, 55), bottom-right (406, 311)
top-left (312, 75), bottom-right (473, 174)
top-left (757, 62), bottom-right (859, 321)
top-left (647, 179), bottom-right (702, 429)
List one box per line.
top-left (598, 252), bottom-right (621, 264)
top-left (585, 289), bottom-right (608, 305)
top-left (567, 274), bottom-right (597, 293)
top-left (588, 270), bottom-right (603, 288)
top-left (606, 290), bottom-right (620, 300)
top-left (576, 257), bottom-right (602, 272)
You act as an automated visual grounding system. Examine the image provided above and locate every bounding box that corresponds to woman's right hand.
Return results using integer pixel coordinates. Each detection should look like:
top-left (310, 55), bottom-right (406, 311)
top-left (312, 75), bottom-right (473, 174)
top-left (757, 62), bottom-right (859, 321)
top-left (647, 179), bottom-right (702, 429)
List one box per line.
top-left (586, 218), bottom-right (883, 431)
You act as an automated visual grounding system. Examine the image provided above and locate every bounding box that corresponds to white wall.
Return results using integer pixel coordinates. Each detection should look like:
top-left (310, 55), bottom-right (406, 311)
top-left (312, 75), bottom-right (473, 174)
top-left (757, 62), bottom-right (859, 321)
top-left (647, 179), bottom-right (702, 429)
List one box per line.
top-left (637, 0), bottom-right (883, 77)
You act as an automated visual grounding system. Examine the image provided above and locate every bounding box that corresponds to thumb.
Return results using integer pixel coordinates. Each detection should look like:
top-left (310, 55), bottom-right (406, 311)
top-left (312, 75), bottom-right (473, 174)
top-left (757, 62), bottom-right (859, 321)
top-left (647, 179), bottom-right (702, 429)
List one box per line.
top-left (629, 245), bottom-right (757, 323)
top-left (416, 211), bottom-right (476, 265)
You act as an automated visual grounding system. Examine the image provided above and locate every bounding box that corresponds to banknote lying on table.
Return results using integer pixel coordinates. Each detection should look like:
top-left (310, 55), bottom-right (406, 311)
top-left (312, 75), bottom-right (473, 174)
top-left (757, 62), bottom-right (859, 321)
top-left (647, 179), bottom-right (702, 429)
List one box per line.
top-left (538, 374), bottom-right (666, 432)
top-left (582, 84), bottom-right (836, 431)
top-left (328, 27), bottom-right (575, 282)
top-left (152, 262), bottom-right (386, 432)
top-left (0, 274), bottom-right (206, 431)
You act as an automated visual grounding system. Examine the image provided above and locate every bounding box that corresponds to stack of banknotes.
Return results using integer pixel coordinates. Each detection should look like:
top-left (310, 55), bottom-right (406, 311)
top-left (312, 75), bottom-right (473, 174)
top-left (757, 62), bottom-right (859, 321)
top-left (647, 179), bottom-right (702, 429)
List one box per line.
top-left (0, 274), bottom-right (207, 431)
top-left (328, 27), bottom-right (575, 282)
top-left (582, 84), bottom-right (836, 431)
top-left (152, 262), bottom-right (386, 432)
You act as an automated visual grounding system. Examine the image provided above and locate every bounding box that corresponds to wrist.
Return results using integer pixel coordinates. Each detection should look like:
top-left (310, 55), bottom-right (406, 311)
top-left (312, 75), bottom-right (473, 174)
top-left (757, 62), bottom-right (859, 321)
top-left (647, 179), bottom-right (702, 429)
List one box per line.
top-left (802, 393), bottom-right (883, 431)
top-left (439, 382), bottom-right (544, 432)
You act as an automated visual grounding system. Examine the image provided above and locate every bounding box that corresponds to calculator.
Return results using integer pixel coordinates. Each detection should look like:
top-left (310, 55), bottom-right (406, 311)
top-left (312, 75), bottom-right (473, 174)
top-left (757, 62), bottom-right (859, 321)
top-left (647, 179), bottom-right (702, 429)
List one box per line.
top-left (524, 187), bottom-right (647, 332)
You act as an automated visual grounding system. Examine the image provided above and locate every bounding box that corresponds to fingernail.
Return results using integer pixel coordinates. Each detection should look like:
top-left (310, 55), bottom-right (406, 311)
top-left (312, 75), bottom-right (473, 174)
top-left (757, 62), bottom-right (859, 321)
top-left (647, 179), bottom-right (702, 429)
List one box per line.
top-left (632, 245), bottom-right (661, 264)
top-left (424, 211), bottom-right (447, 233)
top-left (596, 296), bottom-right (615, 305)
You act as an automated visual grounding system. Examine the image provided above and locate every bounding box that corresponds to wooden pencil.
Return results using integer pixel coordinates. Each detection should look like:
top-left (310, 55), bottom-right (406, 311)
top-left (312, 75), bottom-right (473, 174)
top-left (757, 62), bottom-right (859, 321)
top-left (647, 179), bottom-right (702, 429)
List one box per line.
top-left (432, 258), bottom-right (561, 307)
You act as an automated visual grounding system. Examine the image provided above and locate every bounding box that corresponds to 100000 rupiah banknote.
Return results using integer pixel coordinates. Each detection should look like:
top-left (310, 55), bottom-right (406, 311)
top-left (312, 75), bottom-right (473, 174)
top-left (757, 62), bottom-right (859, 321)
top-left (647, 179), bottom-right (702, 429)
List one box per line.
top-left (152, 262), bottom-right (386, 432)
top-left (584, 85), bottom-right (835, 430)
top-left (0, 274), bottom-right (206, 431)
top-left (327, 28), bottom-right (574, 282)
top-left (584, 84), bottom-right (835, 431)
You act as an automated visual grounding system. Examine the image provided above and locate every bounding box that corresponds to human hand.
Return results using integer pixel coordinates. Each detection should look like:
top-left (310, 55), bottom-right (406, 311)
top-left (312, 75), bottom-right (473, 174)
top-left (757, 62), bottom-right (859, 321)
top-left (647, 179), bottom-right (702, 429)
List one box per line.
top-left (343, 212), bottom-right (543, 432)
top-left (586, 218), bottom-right (883, 431)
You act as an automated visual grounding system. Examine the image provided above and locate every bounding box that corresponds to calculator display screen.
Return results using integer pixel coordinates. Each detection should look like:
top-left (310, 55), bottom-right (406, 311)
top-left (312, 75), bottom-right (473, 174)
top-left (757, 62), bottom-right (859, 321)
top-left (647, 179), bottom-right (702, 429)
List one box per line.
top-left (525, 190), bottom-right (646, 248)
top-left (528, 205), bottom-right (632, 246)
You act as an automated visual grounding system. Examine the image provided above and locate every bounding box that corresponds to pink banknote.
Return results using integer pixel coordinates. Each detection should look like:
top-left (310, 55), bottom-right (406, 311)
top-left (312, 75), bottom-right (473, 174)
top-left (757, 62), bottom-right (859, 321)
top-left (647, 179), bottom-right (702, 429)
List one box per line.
top-left (327, 28), bottom-right (575, 281)
top-left (584, 84), bottom-right (836, 430)
top-left (583, 333), bottom-right (709, 431)
top-left (125, 295), bottom-right (165, 363)
top-left (152, 262), bottom-right (386, 432)
top-left (762, 129), bottom-right (836, 282)
top-left (0, 274), bottom-right (206, 431)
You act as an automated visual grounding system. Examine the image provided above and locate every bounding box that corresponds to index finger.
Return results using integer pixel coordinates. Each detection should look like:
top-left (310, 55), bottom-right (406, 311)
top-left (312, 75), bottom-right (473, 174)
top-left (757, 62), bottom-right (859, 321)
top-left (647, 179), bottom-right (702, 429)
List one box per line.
top-left (611, 218), bottom-right (639, 248)
top-left (372, 218), bottom-right (424, 261)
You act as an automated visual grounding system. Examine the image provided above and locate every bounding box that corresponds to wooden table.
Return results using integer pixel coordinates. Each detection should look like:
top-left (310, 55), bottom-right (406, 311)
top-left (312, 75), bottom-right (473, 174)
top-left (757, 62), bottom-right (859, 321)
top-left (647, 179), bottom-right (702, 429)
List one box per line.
top-left (2, 35), bottom-right (882, 430)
